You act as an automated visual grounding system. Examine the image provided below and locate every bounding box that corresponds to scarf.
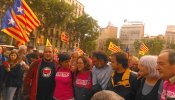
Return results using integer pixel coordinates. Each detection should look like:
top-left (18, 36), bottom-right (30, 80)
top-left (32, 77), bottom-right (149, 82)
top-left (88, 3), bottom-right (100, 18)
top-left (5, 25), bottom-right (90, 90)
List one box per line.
top-left (111, 68), bottom-right (131, 87)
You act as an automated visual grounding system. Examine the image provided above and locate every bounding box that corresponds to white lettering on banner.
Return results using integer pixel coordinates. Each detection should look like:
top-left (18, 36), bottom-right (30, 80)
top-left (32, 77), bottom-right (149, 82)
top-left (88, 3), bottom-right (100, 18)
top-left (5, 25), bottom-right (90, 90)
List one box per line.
top-left (76, 79), bottom-right (88, 86)
top-left (56, 72), bottom-right (69, 77)
top-left (161, 90), bottom-right (175, 99)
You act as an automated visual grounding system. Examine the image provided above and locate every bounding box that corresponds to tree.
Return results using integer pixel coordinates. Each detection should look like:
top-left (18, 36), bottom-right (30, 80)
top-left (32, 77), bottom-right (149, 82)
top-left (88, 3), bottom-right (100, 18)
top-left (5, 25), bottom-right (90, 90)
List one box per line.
top-left (148, 37), bottom-right (165, 55)
top-left (73, 13), bottom-right (100, 55)
top-left (27, 0), bottom-right (75, 37)
top-left (167, 43), bottom-right (175, 49)
top-left (44, 1), bottom-right (75, 27)
top-left (27, 0), bottom-right (76, 50)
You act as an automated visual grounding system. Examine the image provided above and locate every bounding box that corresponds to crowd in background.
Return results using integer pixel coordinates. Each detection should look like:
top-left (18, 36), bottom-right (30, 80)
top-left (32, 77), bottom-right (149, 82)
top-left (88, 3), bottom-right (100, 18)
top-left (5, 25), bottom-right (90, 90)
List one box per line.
top-left (0, 45), bottom-right (175, 100)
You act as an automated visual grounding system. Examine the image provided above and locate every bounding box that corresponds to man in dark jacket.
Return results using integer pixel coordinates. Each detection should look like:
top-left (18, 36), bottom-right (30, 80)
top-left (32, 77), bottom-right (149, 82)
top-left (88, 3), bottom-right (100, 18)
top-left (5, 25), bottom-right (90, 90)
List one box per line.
top-left (23, 46), bottom-right (58, 100)
top-left (107, 52), bottom-right (138, 100)
top-left (0, 46), bottom-right (8, 99)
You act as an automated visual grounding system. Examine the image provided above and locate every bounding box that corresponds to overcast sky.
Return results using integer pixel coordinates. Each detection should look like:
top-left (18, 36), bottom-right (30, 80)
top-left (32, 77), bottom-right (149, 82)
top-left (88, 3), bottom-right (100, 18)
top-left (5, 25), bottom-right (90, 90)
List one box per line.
top-left (79, 0), bottom-right (175, 36)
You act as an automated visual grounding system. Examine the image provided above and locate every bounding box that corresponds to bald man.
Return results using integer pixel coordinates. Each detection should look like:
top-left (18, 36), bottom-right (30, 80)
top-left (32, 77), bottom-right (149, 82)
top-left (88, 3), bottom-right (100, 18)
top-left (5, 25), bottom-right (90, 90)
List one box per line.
top-left (23, 46), bottom-right (58, 100)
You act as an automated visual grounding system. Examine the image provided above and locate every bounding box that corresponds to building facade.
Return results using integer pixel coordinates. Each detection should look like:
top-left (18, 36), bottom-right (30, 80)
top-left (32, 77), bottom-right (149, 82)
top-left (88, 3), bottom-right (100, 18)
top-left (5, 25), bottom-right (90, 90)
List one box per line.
top-left (165, 25), bottom-right (175, 46)
top-left (98, 23), bottom-right (118, 51)
top-left (60, 0), bottom-right (84, 18)
top-left (120, 20), bottom-right (144, 55)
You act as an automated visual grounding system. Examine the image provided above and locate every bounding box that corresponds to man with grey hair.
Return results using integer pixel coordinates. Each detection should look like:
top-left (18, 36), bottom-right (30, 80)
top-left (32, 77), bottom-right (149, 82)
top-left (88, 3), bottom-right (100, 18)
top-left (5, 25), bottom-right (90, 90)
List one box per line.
top-left (18, 45), bottom-right (29, 70)
top-left (157, 49), bottom-right (175, 100)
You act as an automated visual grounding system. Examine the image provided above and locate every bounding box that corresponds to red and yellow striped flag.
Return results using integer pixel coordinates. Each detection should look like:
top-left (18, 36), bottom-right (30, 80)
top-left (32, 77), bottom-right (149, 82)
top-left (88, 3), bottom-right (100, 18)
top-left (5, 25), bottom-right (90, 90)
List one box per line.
top-left (12, 0), bottom-right (40, 35)
top-left (76, 48), bottom-right (84, 55)
top-left (140, 43), bottom-right (149, 52)
top-left (61, 32), bottom-right (69, 43)
top-left (108, 42), bottom-right (121, 53)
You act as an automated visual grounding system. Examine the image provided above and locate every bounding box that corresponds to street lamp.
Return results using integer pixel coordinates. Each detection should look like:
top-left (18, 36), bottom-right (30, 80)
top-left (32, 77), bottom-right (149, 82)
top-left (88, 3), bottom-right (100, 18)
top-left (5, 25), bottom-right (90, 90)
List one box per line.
top-left (84, 33), bottom-right (91, 53)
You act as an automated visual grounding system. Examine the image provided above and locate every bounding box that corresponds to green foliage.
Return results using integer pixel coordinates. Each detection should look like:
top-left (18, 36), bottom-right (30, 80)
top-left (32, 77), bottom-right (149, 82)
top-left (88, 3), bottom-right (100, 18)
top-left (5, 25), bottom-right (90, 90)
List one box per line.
top-left (26, 0), bottom-right (75, 35)
top-left (166, 43), bottom-right (175, 49)
top-left (148, 37), bottom-right (165, 55)
top-left (73, 13), bottom-right (100, 54)
top-left (45, 1), bottom-right (75, 27)
top-left (84, 41), bottom-right (97, 55)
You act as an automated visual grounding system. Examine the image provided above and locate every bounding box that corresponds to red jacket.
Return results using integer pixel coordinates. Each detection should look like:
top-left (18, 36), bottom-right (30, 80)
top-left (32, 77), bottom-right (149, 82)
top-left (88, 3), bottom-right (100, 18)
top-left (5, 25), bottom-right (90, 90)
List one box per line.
top-left (23, 58), bottom-right (58, 100)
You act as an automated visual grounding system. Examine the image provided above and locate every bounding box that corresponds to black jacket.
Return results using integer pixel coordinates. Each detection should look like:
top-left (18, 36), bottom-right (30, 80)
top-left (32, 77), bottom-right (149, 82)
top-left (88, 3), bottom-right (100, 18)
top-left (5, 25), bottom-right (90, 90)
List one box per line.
top-left (5, 63), bottom-right (23, 87)
top-left (107, 71), bottom-right (138, 100)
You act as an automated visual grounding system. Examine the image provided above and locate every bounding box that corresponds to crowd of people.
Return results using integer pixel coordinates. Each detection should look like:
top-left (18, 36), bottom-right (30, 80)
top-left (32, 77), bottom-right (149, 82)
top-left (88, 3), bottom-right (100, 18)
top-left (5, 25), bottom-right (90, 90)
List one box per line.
top-left (0, 45), bottom-right (175, 100)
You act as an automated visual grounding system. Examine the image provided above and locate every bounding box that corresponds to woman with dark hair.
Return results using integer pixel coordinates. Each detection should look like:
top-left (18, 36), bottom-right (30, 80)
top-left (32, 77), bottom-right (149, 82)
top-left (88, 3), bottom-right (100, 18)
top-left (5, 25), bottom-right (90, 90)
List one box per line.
top-left (53, 52), bottom-right (74, 100)
top-left (3, 50), bottom-right (23, 100)
top-left (74, 56), bottom-right (92, 100)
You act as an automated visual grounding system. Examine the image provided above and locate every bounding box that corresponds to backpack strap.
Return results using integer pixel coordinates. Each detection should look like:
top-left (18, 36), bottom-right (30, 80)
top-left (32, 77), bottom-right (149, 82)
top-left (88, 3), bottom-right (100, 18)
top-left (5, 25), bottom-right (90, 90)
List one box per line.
top-left (85, 71), bottom-right (92, 89)
top-left (74, 71), bottom-right (92, 89)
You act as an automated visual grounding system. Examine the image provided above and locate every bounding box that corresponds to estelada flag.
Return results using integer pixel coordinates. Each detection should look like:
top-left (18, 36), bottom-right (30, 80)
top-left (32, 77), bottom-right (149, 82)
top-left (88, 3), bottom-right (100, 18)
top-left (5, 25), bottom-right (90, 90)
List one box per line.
top-left (140, 43), bottom-right (149, 52)
top-left (108, 42), bottom-right (121, 53)
top-left (12, 0), bottom-right (40, 35)
top-left (11, 9), bottom-right (29, 43)
top-left (1, 8), bottom-right (27, 44)
top-left (46, 39), bottom-right (52, 47)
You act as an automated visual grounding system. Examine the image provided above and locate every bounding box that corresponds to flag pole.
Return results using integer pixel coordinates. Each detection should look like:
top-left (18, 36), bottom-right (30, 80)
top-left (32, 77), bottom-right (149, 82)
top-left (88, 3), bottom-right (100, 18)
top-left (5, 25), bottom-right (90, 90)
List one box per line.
top-left (10, 36), bottom-right (13, 45)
